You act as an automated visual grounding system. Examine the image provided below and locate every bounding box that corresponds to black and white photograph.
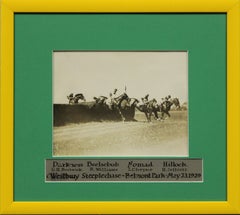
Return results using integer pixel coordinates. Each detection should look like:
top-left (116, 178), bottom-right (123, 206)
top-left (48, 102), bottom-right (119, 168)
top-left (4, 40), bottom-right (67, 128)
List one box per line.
top-left (53, 51), bottom-right (188, 156)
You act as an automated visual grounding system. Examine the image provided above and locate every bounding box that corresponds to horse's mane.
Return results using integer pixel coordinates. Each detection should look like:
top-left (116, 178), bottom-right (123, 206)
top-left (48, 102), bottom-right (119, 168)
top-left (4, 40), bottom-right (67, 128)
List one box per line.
top-left (129, 98), bottom-right (139, 106)
top-left (130, 98), bottom-right (139, 102)
top-left (146, 98), bottom-right (157, 105)
top-left (99, 96), bottom-right (108, 99)
top-left (94, 96), bottom-right (107, 99)
top-left (114, 93), bottom-right (128, 102)
top-left (75, 93), bottom-right (84, 98)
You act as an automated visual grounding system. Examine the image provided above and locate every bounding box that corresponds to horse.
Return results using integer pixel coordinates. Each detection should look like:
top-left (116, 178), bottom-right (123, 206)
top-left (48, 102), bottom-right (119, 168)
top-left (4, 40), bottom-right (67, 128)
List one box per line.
top-left (91, 96), bottom-right (109, 114)
top-left (114, 93), bottom-right (129, 106)
top-left (171, 98), bottom-right (181, 110)
top-left (128, 98), bottom-right (140, 107)
top-left (136, 99), bottom-right (160, 122)
top-left (107, 93), bottom-right (129, 121)
top-left (67, 93), bottom-right (86, 104)
top-left (158, 98), bottom-right (181, 118)
top-left (159, 100), bottom-right (173, 119)
top-left (93, 96), bottom-right (108, 105)
top-left (113, 93), bottom-right (139, 121)
top-left (120, 98), bottom-right (139, 121)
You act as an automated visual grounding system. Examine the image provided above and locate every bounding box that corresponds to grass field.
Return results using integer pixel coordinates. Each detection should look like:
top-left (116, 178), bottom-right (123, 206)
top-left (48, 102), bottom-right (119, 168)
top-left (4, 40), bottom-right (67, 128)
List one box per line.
top-left (53, 110), bottom-right (188, 157)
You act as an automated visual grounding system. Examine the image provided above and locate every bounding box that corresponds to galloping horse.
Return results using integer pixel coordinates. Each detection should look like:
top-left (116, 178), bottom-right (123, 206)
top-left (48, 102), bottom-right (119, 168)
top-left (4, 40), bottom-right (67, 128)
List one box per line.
top-left (159, 100), bottom-right (173, 118)
top-left (114, 93), bottom-right (129, 108)
top-left (119, 97), bottom-right (139, 121)
top-left (157, 97), bottom-right (180, 118)
top-left (110, 93), bottom-right (129, 120)
top-left (171, 98), bottom-right (181, 110)
top-left (93, 96), bottom-right (108, 105)
top-left (111, 93), bottom-right (140, 121)
top-left (67, 93), bottom-right (86, 104)
top-left (136, 99), bottom-right (160, 122)
top-left (128, 98), bottom-right (140, 108)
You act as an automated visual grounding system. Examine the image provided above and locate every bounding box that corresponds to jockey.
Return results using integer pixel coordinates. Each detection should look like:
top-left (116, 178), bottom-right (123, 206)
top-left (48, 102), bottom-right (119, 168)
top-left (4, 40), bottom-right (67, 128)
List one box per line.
top-left (109, 88), bottom-right (126, 121)
top-left (163, 95), bottom-right (170, 102)
top-left (68, 93), bottom-right (74, 99)
top-left (67, 93), bottom-right (74, 104)
top-left (152, 98), bottom-right (158, 107)
top-left (111, 88), bottom-right (119, 105)
top-left (162, 95), bottom-right (172, 109)
top-left (141, 94), bottom-right (149, 105)
top-left (166, 95), bottom-right (172, 105)
top-left (163, 95), bottom-right (171, 103)
top-left (106, 89), bottom-right (119, 109)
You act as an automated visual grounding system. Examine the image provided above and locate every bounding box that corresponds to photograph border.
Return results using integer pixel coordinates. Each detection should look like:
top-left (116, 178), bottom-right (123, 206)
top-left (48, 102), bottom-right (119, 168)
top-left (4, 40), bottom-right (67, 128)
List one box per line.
top-left (0, 0), bottom-right (239, 214)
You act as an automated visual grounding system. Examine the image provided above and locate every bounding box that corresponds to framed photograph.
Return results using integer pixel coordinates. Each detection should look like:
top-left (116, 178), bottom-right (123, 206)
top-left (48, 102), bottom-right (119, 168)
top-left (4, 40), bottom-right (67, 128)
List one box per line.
top-left (0, 0), bottom-right (239, 214)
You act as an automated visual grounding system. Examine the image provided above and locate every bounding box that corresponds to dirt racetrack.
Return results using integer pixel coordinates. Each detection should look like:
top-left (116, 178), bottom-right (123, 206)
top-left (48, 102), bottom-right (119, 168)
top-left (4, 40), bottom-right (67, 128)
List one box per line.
top-left (53, 111), bottom-right (188, 156)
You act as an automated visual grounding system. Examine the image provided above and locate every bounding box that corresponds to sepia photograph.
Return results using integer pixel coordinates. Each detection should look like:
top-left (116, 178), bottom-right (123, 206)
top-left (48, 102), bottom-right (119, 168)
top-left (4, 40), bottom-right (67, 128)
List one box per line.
top-left (53, 51), bottom-right (188, 156)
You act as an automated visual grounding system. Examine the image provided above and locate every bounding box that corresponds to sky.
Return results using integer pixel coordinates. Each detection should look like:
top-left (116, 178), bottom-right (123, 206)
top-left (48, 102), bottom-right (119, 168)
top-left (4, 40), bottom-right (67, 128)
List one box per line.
top-left (53, 51), bottom-right (188, 104)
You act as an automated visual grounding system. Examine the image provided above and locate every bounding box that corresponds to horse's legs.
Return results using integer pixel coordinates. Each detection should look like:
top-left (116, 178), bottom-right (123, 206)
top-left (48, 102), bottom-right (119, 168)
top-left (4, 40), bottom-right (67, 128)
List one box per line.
top-left (161, 112), bottom-right (165, 119)
top-left (69, 99), bottom-right (74, 105)
top-left (153, 110), bottom-right (159, 120)
top-left (115, 105), bottom-right (125, 121)
top-left (148, 111), bottom-right (153, 122)
top-left (144, 112), bottom-right (150, 122)
top-left (166, 111), bottom-right (171, 117)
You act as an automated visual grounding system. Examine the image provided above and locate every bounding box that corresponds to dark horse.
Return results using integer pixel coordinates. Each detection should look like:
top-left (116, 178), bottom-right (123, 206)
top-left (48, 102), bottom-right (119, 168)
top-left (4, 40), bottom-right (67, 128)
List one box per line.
top-left (93, 96), bottom-right (108, 106)
top-left (171, 98), bottom-right (181, 110)
top-left (159, 98), bottom-right (180, 119)
top-left (67, 93), bottom-right (86, 104)
top-left (159, 101), bottom-right (173, 119)
top-left (113, 93), bottom-right (129, 120)
top-left (136, 99), bottom-right (160, 122)
top-left (114, 93), bottom-right (129, 108)
top-left (121, 98), bottom-right (139, 121)
top-left (114, 93), bottom-right (139, 121)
